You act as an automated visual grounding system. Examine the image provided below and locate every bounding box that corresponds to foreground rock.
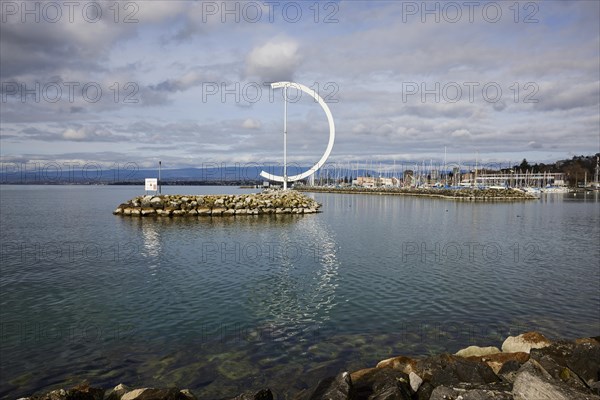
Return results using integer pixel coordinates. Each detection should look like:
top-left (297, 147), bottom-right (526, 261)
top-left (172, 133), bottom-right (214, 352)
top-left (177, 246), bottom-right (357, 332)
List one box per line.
top-left (113, 190), bottom-right (321, 217)
top-left (19, 333), bottom-right (600, 400)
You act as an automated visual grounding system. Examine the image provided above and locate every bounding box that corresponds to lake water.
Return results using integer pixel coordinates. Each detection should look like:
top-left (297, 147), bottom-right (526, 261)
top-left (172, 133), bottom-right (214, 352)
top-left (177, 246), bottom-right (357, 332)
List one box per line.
top-left (1, 185), bottom-right (599, 399)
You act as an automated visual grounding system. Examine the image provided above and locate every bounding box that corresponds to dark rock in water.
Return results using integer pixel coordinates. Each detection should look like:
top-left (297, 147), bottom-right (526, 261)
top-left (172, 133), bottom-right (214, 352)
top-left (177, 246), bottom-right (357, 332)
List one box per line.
top-left (302, 372), bottom-right (353, 400)
top-left (415, 354), bottom-right (500, 387)
top-left (352, 367), bottom-right (411, 400)
top-left (512, 359), bottom-right (600, 400)
top-left (229, 388), bottom-right (273, 400)
top-left (530, 337), bottom-right (600, 388)
top-left (106, 384), bottom-right (131, 400)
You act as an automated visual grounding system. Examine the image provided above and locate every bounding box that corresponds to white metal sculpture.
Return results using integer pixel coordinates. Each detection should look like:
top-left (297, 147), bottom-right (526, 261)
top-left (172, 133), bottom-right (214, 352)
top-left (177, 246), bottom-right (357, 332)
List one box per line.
top-left (260, 81), bottom-right (336, 189)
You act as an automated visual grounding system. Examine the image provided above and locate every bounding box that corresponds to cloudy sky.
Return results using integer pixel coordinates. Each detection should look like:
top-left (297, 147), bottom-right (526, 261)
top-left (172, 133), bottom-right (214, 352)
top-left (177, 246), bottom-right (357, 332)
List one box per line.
top-left (1, 0), bottom-right (599, 170)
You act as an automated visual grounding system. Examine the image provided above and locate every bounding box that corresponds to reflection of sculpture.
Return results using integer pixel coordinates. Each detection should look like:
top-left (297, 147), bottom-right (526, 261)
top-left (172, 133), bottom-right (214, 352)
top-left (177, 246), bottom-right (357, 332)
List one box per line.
top-left (260, 81), bottom-right (336, 189)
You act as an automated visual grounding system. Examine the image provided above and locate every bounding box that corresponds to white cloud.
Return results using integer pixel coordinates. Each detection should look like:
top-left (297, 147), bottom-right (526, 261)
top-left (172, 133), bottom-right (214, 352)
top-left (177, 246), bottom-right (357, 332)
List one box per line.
top-left (451, 129), bottom-right (471, 138)
top-left (245, 38), bottom-right (301, 82)
top-left (241, 118), bottom-right (261, 129)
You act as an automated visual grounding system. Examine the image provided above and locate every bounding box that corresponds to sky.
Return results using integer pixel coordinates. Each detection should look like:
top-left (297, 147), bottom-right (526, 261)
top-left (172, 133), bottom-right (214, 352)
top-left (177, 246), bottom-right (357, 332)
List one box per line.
top-left (1, 0), bottom-right (599, 171)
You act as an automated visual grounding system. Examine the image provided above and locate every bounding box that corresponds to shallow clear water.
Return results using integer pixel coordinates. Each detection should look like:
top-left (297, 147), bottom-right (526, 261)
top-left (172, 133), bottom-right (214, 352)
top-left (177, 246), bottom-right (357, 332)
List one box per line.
top-left (1, 185), bottom-right (599, 398)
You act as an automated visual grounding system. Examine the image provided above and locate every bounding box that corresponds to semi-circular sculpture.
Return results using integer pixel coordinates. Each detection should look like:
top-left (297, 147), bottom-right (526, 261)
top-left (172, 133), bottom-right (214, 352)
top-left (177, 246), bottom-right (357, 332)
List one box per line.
top-left (260, 81), bottom-right (335, 184)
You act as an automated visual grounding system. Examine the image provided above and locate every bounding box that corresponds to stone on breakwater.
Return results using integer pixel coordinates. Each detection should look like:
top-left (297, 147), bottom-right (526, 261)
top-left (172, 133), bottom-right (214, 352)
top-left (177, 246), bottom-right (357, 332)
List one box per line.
top-left (455, 345), bottom-right (501, 358)
top-left (512, 359), bottom-right (600, 400)
top-left (113, 190), bottom-right (321, 217)
top-left (502, 331), bottom-right (552, 353)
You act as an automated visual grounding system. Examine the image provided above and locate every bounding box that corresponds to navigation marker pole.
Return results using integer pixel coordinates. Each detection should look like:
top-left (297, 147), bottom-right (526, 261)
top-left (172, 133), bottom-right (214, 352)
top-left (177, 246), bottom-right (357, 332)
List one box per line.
top-left (283, 85), bottom-right (288, 190)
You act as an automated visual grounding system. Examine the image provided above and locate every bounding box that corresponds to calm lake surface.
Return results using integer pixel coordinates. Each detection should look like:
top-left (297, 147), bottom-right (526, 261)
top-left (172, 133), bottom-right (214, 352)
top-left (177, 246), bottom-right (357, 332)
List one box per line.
top-left (1, 185), bottom-right (599, 398)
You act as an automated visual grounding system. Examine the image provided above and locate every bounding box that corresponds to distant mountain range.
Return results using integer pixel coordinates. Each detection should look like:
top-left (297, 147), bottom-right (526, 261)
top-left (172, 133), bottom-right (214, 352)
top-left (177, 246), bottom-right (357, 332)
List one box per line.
top-left (0, 165), bottom-right (312, 185)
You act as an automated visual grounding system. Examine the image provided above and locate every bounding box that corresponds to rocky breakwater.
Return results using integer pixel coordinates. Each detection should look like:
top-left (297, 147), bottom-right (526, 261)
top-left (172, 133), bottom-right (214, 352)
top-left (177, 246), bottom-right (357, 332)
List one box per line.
top-left (301, 331), bottom-right (600, 400)
top-left (21, 332), bottom-right (600, 400)
top-left (113, 190), bottom-right (321, 217)
top-left (295, 185), bottom-right (538, 201)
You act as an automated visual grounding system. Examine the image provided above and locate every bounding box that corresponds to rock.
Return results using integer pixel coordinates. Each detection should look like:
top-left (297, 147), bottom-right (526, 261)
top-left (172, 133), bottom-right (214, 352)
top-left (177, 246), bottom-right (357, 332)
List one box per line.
top-left (187, 209), bottom-right (198, 216)
top-left (409, 371), bottom-right (423, 393)
top-left (106, 384), bottom-right (130, 400)
top-left (27, 384), bottom-right (105, 400)
top-left (430, 385), bottom-right (513, 400)
top-left (465, 352), bottom-right (529, 374)
top-left (223, 209), bottom-right (236, 215)
top-left (121, 387), bottom-right (187, 400)
top-left (229, 388), bottom-right (273, 400)
top-left (415, 354), bottom-right (500, 387)
top-left (141, 208), bottom-right (156, 216)
top-left (530, 338), bottom-right (600, 389)
top-left (512, 359), bottom-right (600, 400)
top-left (150, 197), bottom-right (163, 206)
top-left (197, 208), bottom-right (211, 215)
top-left (414, 382), bottom-right (434, 400)
top-left (211, 207), bottom-right (226, 215)
top-left (350, 367), bottom-right (376, 383)
top-left (179, 389), bottom-right (196, 400)
top-left (502, 332), bottom-right (552, 354)
top-left (305, 372), bottom-right (354, 400)
top-left (456, 346), bottom-right (501, 358)
top-left (352, 367), bottom-right (411, 399)
top-left (498, 359), bottom-right (527, 383)
top-left (376, 355), bottom-right (417, 375)
top-left (141, 195), bottom-right (153, 207)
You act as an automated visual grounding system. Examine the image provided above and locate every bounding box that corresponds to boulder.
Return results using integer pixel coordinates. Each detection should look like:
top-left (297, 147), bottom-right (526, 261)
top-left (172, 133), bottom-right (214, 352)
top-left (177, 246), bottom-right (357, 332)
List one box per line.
top-left (229, 388), bottom-right (273, 400)
top-left (141, 195), bottom-right (153, 207)
top-left (26, 384), bottom-right (105, 400)
top-left (456, 346), bottom-right (501, 358)
top-left (376, 355), bottom-right (417, 375)
top-left (121, 387), bottom-right (188, 400)
top-left (530, 338), bottom-right (600, 389)
top-left (409, 371), bottom-right (423, 393)
top-left (352, 367), bottom-right (411, 399)
top-left (150, 197), bottom-right (163, 207)
top-left (430, 385), bottom-right (513, 400)
top-left (106, 384), bottom-right (130, 400)
top-left (300, 372), bottom-right (353, 400)
top-left (512, 359), bottom-right (600, 400)
top-left (465, 352), bottom-right (529, 374)
top-left (415, 354), bottom-right (500, 387)
top-left (502, 332), bottom-right (552, 354)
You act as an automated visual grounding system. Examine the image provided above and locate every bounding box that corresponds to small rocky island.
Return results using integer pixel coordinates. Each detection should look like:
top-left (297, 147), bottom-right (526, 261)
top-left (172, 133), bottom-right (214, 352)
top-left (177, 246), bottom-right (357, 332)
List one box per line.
top-left (21, 332), bottom-right (600, 400)
top-left (113, 190), bottom-right (321, 217)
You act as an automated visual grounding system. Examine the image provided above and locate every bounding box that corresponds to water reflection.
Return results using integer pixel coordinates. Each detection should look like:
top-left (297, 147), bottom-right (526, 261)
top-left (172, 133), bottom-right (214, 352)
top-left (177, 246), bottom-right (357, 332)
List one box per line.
top-left (244, 215), bottom-right (340, 342)
top-left (141, 219), bottom-right (161, 275)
